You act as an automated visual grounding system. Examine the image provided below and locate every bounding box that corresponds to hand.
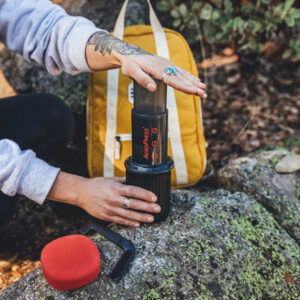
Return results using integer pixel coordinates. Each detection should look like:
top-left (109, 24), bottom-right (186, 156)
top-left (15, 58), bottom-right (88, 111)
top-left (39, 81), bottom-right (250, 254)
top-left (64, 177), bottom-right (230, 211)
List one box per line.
top-left (77, 177), bottom-right (160, 227)
top-left (86, 31), bottom-right (206, 95)
top-left (120, 53), bottom-right (205, 96)
top-left (47, 172), bottom-right (160, 227)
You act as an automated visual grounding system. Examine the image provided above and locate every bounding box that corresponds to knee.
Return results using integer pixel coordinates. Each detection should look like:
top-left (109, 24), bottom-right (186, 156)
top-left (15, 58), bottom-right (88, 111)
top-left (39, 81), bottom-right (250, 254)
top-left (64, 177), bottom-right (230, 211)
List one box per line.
top-left (0, 193), bottom-right (17, 229)
top-left (42, 94), bottom-right (75, 142)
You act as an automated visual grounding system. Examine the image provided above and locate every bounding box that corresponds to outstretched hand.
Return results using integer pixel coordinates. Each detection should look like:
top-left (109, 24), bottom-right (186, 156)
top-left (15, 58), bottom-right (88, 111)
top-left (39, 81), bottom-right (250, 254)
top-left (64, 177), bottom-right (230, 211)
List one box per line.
top-left (86, 31), bottom-right (206, 95)
top-left (121, 53), bottom-right (205, 96)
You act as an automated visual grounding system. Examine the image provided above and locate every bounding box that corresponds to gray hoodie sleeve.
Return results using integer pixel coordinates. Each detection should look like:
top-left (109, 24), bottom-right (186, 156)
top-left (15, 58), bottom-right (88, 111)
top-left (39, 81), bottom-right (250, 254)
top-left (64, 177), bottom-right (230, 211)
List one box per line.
top-left (0, 0), bottom-right (106, 75)
top-left (0, 0), bottom-right (107, 204)
top-left (0, 139), bottom-right (60, 204)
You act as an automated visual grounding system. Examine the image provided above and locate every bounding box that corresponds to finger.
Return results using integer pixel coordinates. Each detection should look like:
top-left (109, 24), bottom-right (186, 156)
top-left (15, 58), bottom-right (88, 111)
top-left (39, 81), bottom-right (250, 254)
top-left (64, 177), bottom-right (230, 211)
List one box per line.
top-left (162, 74), bottom-right (205, 96)
top-left (118, 196), bottom-right (161, 213)
top-left (123, 63), bottom-right (157, 92)
top-left (147, 62), bottom-right (205, 96)
top-left (114, 207), bottom-right (154, 223)
top-left (176, 66), bottom-right (206, 89)
top-left (180, 74), bottom-right (206, 93)
top-left (110, 215), bottom-right (140, 227)
top-left (121, 185), bottom-right (157, 202)
top-left (167, 64), bottom-right (206, 90)
top-left (111, 177), bottom-right (126, 183)
top-left (174, 73), bottom-right (200, 92)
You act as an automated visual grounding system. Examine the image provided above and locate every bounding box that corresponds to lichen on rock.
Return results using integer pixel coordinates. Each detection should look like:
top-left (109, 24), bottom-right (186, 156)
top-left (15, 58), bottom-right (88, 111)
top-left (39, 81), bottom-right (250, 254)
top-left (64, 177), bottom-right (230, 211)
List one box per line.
top-left (1, 189), bottom-right (299, 299)
top-left (218, 149), bottom-right (300, 243)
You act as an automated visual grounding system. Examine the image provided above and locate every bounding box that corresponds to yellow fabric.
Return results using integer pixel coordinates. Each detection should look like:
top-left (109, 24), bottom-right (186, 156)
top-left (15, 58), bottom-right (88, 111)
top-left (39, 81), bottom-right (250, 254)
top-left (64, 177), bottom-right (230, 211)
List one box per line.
top-left (87, 25), bottom-right (206, 188)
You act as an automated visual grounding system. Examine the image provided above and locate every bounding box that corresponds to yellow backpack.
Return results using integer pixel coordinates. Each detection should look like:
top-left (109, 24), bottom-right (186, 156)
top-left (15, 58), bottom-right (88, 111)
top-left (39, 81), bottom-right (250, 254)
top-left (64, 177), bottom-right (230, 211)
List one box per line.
top-left (87, 0), bottom-right (206, 189)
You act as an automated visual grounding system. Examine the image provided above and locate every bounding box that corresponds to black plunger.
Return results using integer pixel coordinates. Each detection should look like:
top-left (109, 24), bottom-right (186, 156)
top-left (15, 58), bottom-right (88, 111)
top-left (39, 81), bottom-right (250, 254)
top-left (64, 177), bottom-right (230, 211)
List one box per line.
top-left (125, 79), bottom-right (174, 222)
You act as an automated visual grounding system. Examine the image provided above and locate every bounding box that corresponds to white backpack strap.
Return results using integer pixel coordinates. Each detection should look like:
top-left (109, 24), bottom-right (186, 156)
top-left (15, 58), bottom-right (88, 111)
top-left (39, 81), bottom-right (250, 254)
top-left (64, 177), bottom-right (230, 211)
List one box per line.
top-left (104, 0), bottom-right (188, 185)
top-left (146, 0), bottom-right (188, 184)
top-left (103, 69), bottom-right (119, 177)
top-left (103, 0), bottom-right (128, 177)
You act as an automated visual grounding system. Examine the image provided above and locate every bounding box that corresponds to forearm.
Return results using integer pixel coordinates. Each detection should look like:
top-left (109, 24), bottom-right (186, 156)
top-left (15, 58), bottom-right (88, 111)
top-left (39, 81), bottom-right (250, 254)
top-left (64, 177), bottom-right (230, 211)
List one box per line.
top-left (85, 31), bottom-right (152, 71)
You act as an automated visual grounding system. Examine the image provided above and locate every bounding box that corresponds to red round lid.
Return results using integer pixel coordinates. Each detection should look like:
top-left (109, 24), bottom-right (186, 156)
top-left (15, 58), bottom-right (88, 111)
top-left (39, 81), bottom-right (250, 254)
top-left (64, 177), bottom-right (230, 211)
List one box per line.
top-left (41, 234), bottom-right (100, 290)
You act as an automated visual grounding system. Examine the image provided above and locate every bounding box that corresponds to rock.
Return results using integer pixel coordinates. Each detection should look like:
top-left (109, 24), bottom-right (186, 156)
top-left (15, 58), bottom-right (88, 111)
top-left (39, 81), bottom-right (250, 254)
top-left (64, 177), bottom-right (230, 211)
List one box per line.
top-left (1, 189), bottom-right (299, 299)
top-left (218, 149), bottom-right (300, 242)
top-left (276, 154), bottom-right (300, 173)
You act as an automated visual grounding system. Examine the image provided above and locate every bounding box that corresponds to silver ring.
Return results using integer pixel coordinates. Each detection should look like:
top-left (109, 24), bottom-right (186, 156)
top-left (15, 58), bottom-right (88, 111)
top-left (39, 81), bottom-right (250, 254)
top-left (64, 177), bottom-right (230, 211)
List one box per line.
top-left (161, 67), bottom-right (181, 81)
top-left (161, 72), bottom-right (168, 81)
top-left (123, 197), bottom-right (130, 209)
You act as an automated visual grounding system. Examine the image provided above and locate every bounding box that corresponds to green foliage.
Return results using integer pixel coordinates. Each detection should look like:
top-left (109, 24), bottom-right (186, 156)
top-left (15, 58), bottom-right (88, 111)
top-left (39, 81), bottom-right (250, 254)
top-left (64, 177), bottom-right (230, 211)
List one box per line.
top-left (156, 0), bottom-right (300, 60)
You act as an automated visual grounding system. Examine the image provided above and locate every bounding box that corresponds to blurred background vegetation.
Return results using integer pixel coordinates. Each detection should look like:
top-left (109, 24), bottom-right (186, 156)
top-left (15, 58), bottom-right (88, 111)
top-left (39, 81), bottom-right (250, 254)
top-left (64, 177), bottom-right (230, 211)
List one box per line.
top-left (155, 0), bottom-right (300, 61)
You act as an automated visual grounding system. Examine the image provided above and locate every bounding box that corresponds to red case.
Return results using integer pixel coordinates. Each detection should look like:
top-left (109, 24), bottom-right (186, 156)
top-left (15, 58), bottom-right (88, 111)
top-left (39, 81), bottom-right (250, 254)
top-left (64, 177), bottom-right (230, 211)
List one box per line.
top-left (41, 234), bottom-right (100, 290)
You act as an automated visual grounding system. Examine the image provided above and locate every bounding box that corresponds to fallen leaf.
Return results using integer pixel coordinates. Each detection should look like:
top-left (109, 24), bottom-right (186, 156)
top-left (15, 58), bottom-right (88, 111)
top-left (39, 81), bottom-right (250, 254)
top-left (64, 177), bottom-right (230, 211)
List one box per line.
top-left (284, 271), bottom-right (295, 285)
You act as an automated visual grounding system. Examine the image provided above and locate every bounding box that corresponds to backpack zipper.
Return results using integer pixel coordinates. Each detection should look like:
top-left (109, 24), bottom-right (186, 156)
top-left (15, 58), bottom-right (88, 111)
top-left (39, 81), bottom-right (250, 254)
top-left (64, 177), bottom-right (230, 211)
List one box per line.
top-left (114, 134), bottom-right (132, 160)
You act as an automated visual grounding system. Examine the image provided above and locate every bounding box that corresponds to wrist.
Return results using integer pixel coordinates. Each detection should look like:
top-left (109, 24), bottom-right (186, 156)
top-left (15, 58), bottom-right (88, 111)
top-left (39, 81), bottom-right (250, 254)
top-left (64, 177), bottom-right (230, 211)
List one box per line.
top-left (85, 38), bottom-right (123, 71)
top-left (47, 171), bottom-right (87, 207)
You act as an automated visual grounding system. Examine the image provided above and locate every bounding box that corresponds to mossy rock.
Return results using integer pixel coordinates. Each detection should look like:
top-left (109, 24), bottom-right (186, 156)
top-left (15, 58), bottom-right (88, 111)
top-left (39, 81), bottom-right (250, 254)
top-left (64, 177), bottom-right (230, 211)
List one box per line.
top-left (1, 189), bottom-right (299, 299)
top-left (219, 150), bottom-right (300, 243)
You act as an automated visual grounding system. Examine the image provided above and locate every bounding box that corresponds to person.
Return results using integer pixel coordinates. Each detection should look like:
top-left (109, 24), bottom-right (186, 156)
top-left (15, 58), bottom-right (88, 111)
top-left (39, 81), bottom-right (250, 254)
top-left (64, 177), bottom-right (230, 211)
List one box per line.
top-left (0, 0), bottom-right (205, 228)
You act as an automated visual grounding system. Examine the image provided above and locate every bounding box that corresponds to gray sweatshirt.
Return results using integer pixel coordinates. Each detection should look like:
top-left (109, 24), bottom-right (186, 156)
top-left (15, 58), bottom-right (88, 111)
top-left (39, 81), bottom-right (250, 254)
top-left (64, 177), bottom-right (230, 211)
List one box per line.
top-left (0, 0), bottom-right (105, 204)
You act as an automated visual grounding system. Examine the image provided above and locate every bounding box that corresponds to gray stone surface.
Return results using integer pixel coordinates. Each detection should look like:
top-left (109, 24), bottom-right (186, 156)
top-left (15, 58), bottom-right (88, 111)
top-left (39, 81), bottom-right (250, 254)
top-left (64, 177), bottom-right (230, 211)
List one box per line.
top-left (1, 189), bottom-right (299, 299)
top-left (276, 154), bottom-right (300, 173)
top-left (218, 150), bottom-right (300, 243)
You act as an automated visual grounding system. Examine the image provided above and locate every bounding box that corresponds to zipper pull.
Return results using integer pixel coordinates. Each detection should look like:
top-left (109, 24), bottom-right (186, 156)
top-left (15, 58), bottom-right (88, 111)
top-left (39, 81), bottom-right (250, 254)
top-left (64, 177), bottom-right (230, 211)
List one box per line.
top-left (128, 82), bottom-right (134, 104)
top-left (114, 136), bottom-right (121, 160)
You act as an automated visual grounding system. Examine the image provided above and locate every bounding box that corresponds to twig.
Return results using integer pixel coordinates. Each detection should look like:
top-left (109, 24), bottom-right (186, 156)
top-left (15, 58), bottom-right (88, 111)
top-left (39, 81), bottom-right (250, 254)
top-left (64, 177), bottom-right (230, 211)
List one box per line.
top-left (191, 5), bottom-right (208, 93)
top-left (231, 105), bottom-right (258, 145)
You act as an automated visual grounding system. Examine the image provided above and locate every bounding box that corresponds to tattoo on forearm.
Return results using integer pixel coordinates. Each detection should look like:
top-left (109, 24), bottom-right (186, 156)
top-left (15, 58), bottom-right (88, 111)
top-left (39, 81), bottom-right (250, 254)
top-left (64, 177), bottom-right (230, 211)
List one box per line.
top-left (87, 31), bottom-right (153, 56)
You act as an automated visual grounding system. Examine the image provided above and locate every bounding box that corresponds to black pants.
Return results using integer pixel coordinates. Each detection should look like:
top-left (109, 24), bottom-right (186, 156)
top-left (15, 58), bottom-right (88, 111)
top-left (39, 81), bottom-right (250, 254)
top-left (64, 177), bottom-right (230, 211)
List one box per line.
top-left (0, 94), bottom-right (75, 228)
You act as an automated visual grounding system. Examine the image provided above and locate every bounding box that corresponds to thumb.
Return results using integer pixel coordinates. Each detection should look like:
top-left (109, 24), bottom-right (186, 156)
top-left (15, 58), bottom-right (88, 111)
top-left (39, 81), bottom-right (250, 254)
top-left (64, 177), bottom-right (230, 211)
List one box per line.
top-left (122, 63), bottom-right (157, 92)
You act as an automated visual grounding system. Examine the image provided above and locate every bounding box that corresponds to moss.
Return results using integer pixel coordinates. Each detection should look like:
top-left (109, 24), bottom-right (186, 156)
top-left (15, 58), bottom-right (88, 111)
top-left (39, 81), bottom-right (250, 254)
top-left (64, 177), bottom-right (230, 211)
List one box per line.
top-left (293, 180), bottom-right (300, 200)
top-left (286, 133), bottom-right (300, 149)
top-left (142, 289), bottom-right (161, 300)
top-left (269, 157), bottom-right (279, 170)
top-left (174, 194), bottom-right (300, 299)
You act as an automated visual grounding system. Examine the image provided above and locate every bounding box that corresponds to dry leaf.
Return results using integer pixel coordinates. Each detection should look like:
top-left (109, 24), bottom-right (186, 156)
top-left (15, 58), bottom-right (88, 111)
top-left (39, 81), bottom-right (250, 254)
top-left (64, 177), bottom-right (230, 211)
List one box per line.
top-left (284, 271), bottom-right (295, 285)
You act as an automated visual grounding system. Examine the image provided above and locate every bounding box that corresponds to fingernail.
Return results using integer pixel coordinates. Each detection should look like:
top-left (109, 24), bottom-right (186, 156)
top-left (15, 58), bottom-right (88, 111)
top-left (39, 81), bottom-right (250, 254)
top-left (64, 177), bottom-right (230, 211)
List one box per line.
top-left (154, 206), bottom-right (161, 213)
top-left (152, 196), bottom-right (157, 202)
top-left (147, 83), bottom-right (156, 91)
top-left (197, 88), bottom-right (204, 95)
top-left (148, 216), bottom-right (154, 222)
top-left (134, 223), bottom-right (140, 227)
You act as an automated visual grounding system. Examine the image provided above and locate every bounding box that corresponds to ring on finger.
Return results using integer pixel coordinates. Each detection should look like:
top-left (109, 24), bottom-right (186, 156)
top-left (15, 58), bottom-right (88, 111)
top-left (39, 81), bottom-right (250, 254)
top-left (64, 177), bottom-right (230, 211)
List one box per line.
top-left (122, 197), bottom-right (130, 209)
top-left (161, 67), bottom-right (181, 81)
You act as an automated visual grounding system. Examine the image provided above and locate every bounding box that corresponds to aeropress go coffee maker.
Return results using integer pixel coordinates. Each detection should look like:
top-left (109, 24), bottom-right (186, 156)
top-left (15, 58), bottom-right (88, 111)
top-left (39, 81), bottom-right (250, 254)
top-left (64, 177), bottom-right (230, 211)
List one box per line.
top-left (125, 79), bottom-right (174, 222)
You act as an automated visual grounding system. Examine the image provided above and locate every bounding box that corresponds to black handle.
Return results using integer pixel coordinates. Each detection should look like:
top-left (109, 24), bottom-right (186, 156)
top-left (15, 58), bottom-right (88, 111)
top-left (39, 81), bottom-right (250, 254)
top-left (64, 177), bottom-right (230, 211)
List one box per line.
top-left (79, 220), bottom-right (135, 281)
